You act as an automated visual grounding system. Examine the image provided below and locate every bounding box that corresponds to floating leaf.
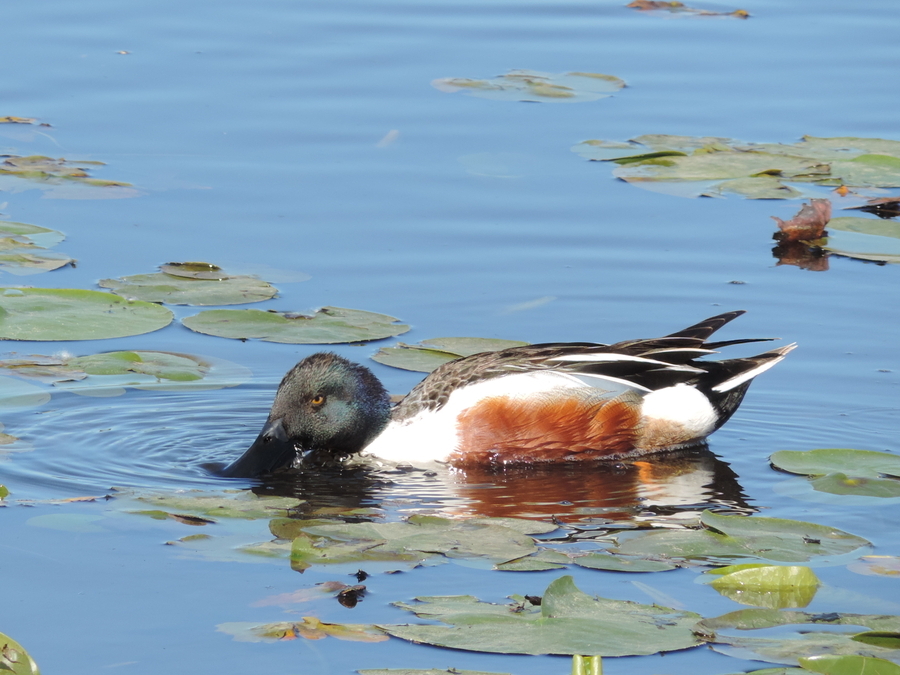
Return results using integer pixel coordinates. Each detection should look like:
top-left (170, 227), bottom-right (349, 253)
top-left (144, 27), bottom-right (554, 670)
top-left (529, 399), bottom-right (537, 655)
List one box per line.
top-left (359, 670), bottom-right (510, 675)
top-left (433, 70), bottom-right (625, 103)
top-left (848, 556), bottom-right (900, 577)
top-left (614, 510), bottom-right (869, 564)
top-left (852, 634), bottom-right (900, 650)
top-left (772, 449), bottom-right (900, 479)
top-left (99, 263), bottom-right (278, 305)
top-left (0, 221), bottom-right (65, 249)
top-left (0, 631), bottom-right (40, 675)
top-left (708, 565), bottom-right (819, 609)
top-left (130, 490), bottom-right (304, 520)
top-left (182, 306), bottom-right (410, 344)
top-left (573, 551), bottom-right (678, 572)
top-left (822, 217), bottom-right (900, 264)
top-left (0, 288), bottom-right (173, 341)
top-left (800, 655), bottom-right (900, 675)
top-left (297, 515), bottom-right (544, 567)
top-left (0, 116), bottom-right (38, 124)
top-left (0, 220), bottom-right (73, 276)
top-left (0, 484), bottom-right (8, 498)
top-left (217, 618), bottom-right (387, 643)
top-left (0, 154), bottom-right (135, 198)
top-left (700, 609), bottom-right (900, 665)
top-left (627, 0), bottom-right (749, 18)
top-left (380, 575), bottom-right (702, 656)
top-left (494, 549), bottom-right (570, 571)
top-left (372, 337), bottom-right (529, 373)
top-left (572, 135), bottom-right (900, 199)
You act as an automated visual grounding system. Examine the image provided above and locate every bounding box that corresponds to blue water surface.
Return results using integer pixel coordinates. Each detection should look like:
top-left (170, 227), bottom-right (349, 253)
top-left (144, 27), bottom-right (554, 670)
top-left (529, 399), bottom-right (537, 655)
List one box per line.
top-left (2, 0), bottom-right (899, 672)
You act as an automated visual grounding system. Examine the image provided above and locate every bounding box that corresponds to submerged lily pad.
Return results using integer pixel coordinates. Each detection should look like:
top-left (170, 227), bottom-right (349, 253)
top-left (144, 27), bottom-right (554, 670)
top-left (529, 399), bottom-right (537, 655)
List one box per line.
top-left (572, 135), bottom-right (900, 198)
top-left (700, 609), bottom-right (900, 665)
top-left (573, 551), bottom-right (678, 572)
top-left (707, 565), bottom-right (820, 609)
top-left (99, 263), bottom-right (278, 305)
top-left (0, 375), bottom-right (50, 409)
top-left (613, 510), bottom-right (869, 564)
top-left (433, 70), bottom-right (625, 103)
top-left (182, 306), bottom-right (410, 344)
top-left (380, 575), bottom-right (702, 656)
top-left (821, 217), bottom-right (900, 264)
top-left (0, 631), bottom-right (40, 675)
top-left (771, 449), bottom-right (900, 498)
top-left (0, 287), bottom-right (173, 340)
top-left (0, 154), bottom-right (135, 199)
top-left (372, 337), bottom-right (529, 373)
top-left (848, 555), bottom-right (900, 578)
top-left (0, 221), bottom-right (66, 249)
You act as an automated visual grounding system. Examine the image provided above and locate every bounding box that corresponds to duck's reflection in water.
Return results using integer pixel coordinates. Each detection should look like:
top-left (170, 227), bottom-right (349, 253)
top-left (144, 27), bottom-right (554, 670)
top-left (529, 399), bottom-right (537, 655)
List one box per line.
top-left (245, 445), bottom-right (750, 524)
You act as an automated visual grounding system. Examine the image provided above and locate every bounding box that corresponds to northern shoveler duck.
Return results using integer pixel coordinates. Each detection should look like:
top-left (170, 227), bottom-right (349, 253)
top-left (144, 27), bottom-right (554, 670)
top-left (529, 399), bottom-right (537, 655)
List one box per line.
top-left (221, 311), bottom-right (795, 477)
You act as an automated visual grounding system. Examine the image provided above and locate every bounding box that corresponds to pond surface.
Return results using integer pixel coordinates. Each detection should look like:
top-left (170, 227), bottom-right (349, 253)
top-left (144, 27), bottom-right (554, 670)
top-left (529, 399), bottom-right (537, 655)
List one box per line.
top-left (2, 0), bottom-right (899, 673)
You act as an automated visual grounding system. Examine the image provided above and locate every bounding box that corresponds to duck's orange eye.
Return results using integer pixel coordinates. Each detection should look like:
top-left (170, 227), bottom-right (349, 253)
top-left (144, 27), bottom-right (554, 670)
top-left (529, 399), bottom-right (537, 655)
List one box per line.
top-left (310, 394), bottom-right (325, 407)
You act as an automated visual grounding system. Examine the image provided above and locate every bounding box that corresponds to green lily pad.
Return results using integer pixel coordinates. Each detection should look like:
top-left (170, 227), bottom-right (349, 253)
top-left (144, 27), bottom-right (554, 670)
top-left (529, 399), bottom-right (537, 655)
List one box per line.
top-left (572, 135), bottom-right (900, 198)
top-left (613, 510), bottom-right (869, 564)
top-left (0, 154), bottom-right (136, 199)
top-left (573, 551), bottom-right (678, 572)
top-left (0, 288), bottom-right (173, 341)
top-left (0, 221), bottom-right (73, 276)
top-left (433, 70), bottom-right (625, 103)
top-left (852, 634), bottom-right (900, 650)
top-left (130, 490), bottom-right (304, 519)
top-left (217, 618), bottom-right (388, 643)
top-left (772, 449), bottom-right (900, 479)
top-left (99, 263), bottom-right (278, 305)
top-left (0, 376), bottom-right (50, 409)
top-left (800, 655), bottom-right (900, 675)
top-left (708, 565), bottom-right (820, 609)
top-left (494, 549), bottom-right (570, 571)
top-left (771, 449), bottom-right (900, 498)
top-left (0, 631), bottom-right (40, 675)
top-left (822, 217), bottom-right (900, 264)
top-left (380, 575), bottom-right (702, 656)
top-left (372, 337), bottom-right (529, 373)
top-left (359, 670), bottom-right (510, 675)
top-left (296, 515), bottom-right (545, 567)
top-left (0, 484), bottom-right (8, 498)
top-left (182, 306), bottom-right (410, 344)
top-left (700, 609), bottom-right (900, 665)
top-left (0, 221), bottom-right (65, 249)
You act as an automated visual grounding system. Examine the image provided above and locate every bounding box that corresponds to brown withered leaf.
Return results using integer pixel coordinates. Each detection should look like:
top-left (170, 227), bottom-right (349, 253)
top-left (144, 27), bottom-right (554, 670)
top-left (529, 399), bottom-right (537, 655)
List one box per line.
top-left (626, 0), bottom-right (749, 17)
top-left (0, 117), bottom-right (37, 124)
top-left (847, 196), bottom-right (900, 219)
top-left (773, 198), bottom-right (832, 242)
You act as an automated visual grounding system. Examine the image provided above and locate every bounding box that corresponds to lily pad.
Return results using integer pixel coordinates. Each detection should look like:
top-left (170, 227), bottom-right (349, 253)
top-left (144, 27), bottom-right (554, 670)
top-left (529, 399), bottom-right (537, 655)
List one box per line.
top-left (131, 490), bottom-right (304, 519)
top-left (0, 155), bottom-right (131, 190)
top-left (217, 618), bottom-right (387, 643)
top-left (359, 670), bottom-right (510, 675)
top-left (613, 510), bottom-right (869, 564)
top-left (708, 565), bottom-right (820, 609)
top-left (372, 337), bottom-right (529, 373)
top-left (800, 655), bottom-right (900, 675)
top-left (0, 221), bottom-right (73, 276)
top-left (771, 449), bottom-right (900, 498)
top-left (627, 0), bottom-right (749, 18)
top-left (848, 556), bottom-right (900, 578)
top-left (99, 263), bottom-right (278, 305)
top-left (572, 135), bottom-right (900, 199)
top-left (433, 70), bottom-right (625, 103)
top-left (380, 575), bottom-right (702, 656)
top-left (0, 287), bottom-right (173, 341)
top-left (821, 217), bottom-right (900, 264)
top-left (295, 515), bottom-right (546, 568)
top-left (0, 631), bottom-right (40, 675)
top-left (573, 551), bottom-right (678, 572)
top-left (182, 306), bottom-right (410, 344)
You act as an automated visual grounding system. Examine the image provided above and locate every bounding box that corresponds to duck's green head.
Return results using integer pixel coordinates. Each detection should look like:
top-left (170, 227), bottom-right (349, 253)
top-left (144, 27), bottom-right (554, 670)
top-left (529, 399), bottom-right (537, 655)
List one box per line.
top-left (221, 353), bottom-right (392, 478)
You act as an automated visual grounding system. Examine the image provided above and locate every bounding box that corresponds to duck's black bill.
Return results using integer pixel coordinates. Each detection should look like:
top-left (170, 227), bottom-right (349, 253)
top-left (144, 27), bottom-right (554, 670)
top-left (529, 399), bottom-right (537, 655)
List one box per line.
top-left (219, 417), bottom-right (297, 478)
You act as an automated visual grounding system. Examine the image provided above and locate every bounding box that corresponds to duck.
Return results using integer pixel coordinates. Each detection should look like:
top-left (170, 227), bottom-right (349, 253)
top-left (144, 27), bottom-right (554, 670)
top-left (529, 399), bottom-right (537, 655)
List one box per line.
top-left (221, 310), bottom-right (795, 477)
